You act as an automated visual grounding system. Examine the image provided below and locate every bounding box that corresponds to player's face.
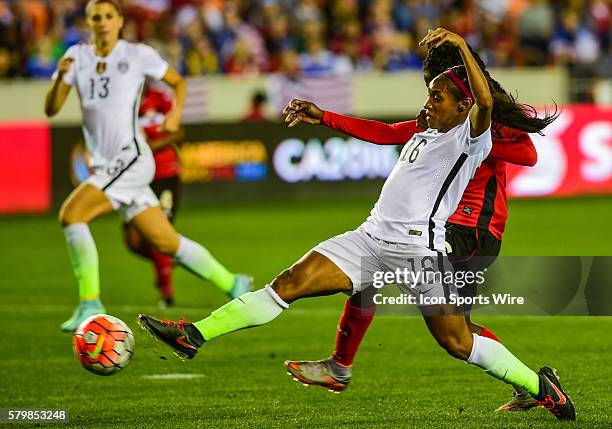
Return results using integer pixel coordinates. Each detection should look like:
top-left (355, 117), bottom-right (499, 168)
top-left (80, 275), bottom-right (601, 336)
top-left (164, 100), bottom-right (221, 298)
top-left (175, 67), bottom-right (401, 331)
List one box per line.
top-left (423, 75), bottom-right (465, 132)
top-left (87, 2), bottom-right (123, 44)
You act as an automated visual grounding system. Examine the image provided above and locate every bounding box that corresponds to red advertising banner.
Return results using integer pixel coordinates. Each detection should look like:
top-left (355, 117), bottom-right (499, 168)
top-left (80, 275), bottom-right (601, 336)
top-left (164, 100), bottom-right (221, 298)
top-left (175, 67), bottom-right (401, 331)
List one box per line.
top-left (507, 105), bottom-right (612, 198)
top-left (0, 121), bottom-right (51, 214)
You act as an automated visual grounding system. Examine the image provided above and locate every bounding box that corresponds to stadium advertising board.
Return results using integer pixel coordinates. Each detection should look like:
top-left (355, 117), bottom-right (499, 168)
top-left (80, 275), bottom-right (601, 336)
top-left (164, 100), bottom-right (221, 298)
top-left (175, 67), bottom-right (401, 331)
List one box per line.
top-left (180, 106), bottom-right (612, 193)
top-left (21, 104), bottom-right (612, 212)
top-left (507, 105), bottom-right (612, 197)
top-left (0, 121), bottom-right (51, 214)
top-left (179, 140), bottom-right (268, 183)
top-left (268, 106), bottom-right (612, 198)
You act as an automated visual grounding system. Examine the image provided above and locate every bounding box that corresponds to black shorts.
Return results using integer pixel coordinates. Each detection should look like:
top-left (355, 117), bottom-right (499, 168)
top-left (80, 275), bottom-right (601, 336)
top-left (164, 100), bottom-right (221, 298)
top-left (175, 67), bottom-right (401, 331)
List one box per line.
top-left (445, 223), bottom-right (501, 270)
top-left (150, 175), bottom-right (181, 223)
top-left (445, 223), bottom-right (502, 310)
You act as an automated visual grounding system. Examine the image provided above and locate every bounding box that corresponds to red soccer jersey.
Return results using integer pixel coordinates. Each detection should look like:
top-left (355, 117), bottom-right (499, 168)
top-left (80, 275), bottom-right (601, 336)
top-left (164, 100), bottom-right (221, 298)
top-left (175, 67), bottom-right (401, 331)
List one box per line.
top-left (322, 111), bottom-right (537, 240)
top-left (139, 87), bottom-right (180, 180)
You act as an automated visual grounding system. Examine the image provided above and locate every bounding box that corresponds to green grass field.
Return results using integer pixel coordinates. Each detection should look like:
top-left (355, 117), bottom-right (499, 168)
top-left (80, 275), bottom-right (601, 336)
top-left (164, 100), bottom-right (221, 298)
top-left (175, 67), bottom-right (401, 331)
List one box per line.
top-left (1, 197), bottom-right (611, 428)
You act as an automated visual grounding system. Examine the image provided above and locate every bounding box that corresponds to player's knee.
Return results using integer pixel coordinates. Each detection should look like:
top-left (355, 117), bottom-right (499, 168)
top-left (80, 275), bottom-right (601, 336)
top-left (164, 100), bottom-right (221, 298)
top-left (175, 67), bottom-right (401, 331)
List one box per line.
top-left (272, 266), bottom-right (308, 301)
top-left (59, 202), bottom-right (80, 226)
top-left (149, 234), bottom-right (179, 256)
top-left (437, 334), bottom-right (472, 361)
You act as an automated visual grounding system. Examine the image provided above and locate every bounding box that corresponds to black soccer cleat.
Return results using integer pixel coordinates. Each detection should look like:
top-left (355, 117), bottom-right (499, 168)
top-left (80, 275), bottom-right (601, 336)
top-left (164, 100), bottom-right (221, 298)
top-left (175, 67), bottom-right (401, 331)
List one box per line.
top-left (536, 366), bottom-right (576, 421)
top-left (138, 314), bottom-right (204, 359)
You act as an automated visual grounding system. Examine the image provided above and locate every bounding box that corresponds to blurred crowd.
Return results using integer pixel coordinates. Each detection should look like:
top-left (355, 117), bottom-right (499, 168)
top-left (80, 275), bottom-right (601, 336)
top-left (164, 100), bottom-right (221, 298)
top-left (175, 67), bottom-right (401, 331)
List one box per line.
top-left (0, 0), bottom-right (610, 81)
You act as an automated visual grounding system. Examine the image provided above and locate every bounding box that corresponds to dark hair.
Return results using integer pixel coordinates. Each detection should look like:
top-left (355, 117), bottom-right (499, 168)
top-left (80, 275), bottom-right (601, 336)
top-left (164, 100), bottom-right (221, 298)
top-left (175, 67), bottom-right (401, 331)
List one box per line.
top-left (424, 43), bottom-right (558, 135)
top-left (86, 0), bottom-right (123, 16)
top-left (439, 66), bottom-right (473, 100)
top-left (253, 90), bottom-right (267, 106)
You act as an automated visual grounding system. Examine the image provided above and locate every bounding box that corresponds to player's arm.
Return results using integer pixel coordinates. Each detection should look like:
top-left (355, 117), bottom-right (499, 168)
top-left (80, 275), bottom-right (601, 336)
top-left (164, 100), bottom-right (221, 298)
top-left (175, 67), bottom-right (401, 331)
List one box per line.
top-left (159, 66), bottom-right (186, 133)
top-left (461, 39), bottom-right (493, 138)
top-left (322, 111), bottom-right (423, 145)
top-left (420, 29), bottom-right (493, 137)
top-left (146, 127), bottom-right (185, 152)
top-left (284, 99), bottom-right (422, 144)
top-left (490, 129), bottom-right (537, 166)
top-left (44, 57), bottom-right (73, 117)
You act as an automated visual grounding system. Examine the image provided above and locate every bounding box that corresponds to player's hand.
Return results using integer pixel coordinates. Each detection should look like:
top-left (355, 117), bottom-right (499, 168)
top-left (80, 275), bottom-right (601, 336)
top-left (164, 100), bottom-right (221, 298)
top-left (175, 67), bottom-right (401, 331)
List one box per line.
top-left (416, 109), bottom-right (428, 130)
top-left (283, 99), bottom-right (324, 127)
top-left (56, 57), bottom-right (74, 78)
top-left (419, 28), bottom-right (466, 49)
top-left (161, 110), bottom-right (181, 133)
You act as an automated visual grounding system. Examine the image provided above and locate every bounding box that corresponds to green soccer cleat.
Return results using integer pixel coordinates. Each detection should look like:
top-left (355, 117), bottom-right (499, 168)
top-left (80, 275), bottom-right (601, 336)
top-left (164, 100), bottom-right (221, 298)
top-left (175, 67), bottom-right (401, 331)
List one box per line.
top-left (495, 388), bottom-right (540, 412)
top-left (228, 274), bottom-right (253, 299)
top-left (285, 358), bottom-right (351, 393)
top-left (60, 299), bottom-right (106, 332)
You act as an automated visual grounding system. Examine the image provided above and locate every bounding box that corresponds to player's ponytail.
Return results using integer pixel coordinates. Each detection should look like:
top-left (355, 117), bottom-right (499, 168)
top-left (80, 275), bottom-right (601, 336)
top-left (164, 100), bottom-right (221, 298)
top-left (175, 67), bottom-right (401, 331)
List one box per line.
top-left (476, 63), bottom-right (559, 135)
top-left (427, 43), bottom-right (559, 135)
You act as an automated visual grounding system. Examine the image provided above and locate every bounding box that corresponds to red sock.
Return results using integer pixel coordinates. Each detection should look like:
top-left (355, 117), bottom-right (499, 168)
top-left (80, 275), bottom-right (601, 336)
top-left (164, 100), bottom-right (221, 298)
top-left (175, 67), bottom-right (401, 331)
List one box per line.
top-left (150, 250), bottom-right (174, 299)
top-left (332, 299), bottom-right (376, 367)
top-left (480, 326), bottom-right (501, 343)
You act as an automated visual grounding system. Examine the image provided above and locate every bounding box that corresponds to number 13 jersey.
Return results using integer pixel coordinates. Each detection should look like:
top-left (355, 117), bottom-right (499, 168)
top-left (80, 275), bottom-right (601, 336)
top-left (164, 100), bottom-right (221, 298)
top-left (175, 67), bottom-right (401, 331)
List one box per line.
top-left (362, 117), bottom-right (492, 252)
top-left (59, 40), bottom-right (169, 166)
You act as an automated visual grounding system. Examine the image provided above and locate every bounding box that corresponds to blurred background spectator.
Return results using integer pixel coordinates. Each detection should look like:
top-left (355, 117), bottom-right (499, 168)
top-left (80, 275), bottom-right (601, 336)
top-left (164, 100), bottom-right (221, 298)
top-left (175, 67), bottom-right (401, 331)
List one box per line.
top-left (0, 0), bottom-right (609, 100)
top-left (241, 89), bottom-right (269, 121)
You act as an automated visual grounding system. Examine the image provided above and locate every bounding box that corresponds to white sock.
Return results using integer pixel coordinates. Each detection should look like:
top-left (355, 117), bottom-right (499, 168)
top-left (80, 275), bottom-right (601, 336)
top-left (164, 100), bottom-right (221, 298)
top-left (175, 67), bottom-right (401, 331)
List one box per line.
top-left (467, 333), bottom-right (540, 396)
top-left (174, 235), bottom-right (235, 292)
top-left (63, 223), bottom-right (99, 301)
top-left (194, 285), bottom-right (289, 340)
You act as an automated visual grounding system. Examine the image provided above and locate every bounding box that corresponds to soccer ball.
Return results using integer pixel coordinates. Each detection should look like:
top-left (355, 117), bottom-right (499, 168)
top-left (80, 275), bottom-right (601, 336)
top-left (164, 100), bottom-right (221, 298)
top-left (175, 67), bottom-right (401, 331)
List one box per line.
top-left (73, 314), bottom-right (135, 376)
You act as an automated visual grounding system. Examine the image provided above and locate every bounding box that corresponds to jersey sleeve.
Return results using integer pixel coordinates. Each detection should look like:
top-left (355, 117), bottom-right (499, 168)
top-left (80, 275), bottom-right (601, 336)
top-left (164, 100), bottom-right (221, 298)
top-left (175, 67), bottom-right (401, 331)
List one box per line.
top-left (137, 44), bottom-right (169, 80)
top-left (322, 111), bottom-right (420, 145)
top-left (490, 125), bottom-right (537, 166)
top-left (467, 124), bottom-right (492, 159)
top-left (52, 45), bottom-right (78, 86)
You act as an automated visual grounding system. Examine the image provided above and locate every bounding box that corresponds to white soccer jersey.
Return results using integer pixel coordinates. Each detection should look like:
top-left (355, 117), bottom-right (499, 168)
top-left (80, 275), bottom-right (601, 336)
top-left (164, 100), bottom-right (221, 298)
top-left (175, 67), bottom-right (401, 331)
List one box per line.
top-left (362, 116), bottom-right (492, 252)
top-left (60, 40), bottom-right (169, 166)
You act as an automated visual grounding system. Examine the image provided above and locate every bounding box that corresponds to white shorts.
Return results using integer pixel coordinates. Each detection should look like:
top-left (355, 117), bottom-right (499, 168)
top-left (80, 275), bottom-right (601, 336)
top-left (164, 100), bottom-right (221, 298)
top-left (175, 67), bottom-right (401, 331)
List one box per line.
top-left (313, 227), bottom-right (456, 305)
top-left (87, 151), bottom-right (159, 221)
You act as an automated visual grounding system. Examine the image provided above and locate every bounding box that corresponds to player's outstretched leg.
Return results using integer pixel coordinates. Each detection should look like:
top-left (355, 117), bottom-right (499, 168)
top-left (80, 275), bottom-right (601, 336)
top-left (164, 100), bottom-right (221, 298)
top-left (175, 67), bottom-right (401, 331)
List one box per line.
top-left (139, 251), bottom-right (353, 359)
top-left (129, 206), bottom-right (253, 299)
top-left (138, 286), bottom-right (281, 360)
top-left (59, 184), bottom-right (113, 332)
top-left (424, 308), bottom-right (575, 420)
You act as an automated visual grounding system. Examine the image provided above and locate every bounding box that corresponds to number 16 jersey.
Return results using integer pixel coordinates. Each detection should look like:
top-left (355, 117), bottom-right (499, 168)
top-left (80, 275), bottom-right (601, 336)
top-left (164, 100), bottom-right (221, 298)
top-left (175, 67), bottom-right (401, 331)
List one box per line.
top-left (59, 40), bottom-right (169, 167)
top-left (362, 117), bottom-right (492, 252)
